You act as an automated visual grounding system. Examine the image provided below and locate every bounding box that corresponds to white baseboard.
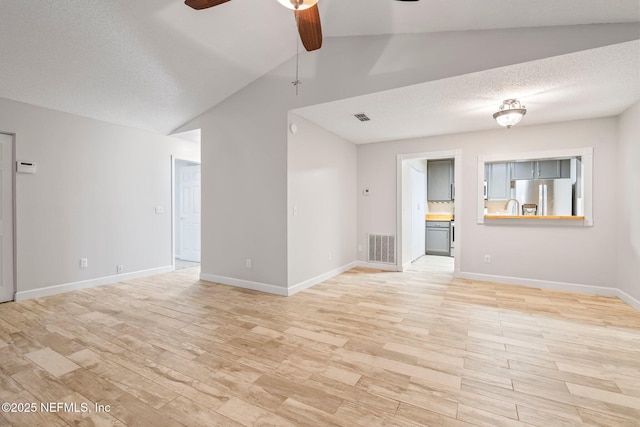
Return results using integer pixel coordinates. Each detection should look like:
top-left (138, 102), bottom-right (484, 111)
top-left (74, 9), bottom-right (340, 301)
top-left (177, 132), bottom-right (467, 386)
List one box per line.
top-left (14, 266), bottom-right (174, 301)
top-left (458, 271), bottom-right (640, 311)
top-left (456, 271), bottom-right (619, 297)
top-left (202, 262), bottom-right (359, 297)
top-left (617, 289), bottom-right (640, 311)
top-left (356, 261), bottom-right (401, 272)
top-left (454, 272), bottom-right (640, 311)
top-left (288, 262), bottom-right (358, 296)
top-left (199, 273), bottom-right (288, 296)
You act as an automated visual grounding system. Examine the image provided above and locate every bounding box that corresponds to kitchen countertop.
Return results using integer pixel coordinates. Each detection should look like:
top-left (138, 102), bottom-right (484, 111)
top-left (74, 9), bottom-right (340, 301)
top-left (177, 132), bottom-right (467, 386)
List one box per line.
top-left (425, 214), bottom-right (454, 221)
top-left (484, 215), bottom-right (585, 220)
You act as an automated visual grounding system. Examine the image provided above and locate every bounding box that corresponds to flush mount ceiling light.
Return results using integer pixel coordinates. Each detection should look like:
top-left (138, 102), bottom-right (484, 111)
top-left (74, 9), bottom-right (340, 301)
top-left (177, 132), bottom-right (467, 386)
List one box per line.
top-left (493, 99), bottom-right (527, 128)
top-left (276, 0), bottom-right (318, 10)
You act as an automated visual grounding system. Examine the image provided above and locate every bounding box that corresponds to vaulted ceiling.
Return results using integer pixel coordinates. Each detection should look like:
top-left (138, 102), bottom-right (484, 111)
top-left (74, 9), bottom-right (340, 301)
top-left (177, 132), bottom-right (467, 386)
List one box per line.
top-left (0, 0), bottom-right (638, 135)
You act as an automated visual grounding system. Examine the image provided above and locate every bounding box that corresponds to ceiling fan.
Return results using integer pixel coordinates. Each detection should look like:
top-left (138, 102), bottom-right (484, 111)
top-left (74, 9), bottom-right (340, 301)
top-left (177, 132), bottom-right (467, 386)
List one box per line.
top-left (184, 0), bottom-right (323, 51)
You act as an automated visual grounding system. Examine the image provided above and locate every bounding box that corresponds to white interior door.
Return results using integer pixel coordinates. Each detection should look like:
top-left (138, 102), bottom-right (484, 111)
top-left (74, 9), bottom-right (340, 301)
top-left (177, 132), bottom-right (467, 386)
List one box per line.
top-left (179, 165), bottom-right (201, 262)
top-left (410, 168), bottom-right (426, 262)
top-left (0, 134), bottom-right (14, 303)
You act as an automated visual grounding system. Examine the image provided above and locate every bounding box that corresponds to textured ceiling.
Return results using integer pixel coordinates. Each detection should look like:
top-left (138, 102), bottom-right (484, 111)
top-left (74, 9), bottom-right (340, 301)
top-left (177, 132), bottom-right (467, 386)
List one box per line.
top-left (293, 41), bottom-right (640, 144)
top-left (0, 0), bottom-right (638, 135)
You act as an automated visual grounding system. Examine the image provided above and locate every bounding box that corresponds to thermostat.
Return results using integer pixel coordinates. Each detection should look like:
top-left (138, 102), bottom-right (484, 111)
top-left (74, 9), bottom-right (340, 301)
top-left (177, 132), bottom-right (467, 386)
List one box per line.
top-left (17, 161), bottom-right (37, 174)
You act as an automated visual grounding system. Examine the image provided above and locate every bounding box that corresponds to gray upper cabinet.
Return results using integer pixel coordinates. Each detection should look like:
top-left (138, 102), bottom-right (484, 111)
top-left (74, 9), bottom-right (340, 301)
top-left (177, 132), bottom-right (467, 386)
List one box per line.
top-left (511, 159), bottom-right (571, 180)
top-left (427, 159), bottom-right (454, 201)
top-left (486, 162), bottom-right (511, 200)
top-left (511, 161), bottom-right (535, 179)
top-left (537, 160), bottom-right (561, 179)
top-left (560, 159), bottom-right (571, 178)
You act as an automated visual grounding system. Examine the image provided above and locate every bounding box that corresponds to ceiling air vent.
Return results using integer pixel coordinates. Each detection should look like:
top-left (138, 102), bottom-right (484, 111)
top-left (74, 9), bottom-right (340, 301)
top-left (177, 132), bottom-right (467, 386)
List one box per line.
top-left (354, 113), bottom-right (371, 122)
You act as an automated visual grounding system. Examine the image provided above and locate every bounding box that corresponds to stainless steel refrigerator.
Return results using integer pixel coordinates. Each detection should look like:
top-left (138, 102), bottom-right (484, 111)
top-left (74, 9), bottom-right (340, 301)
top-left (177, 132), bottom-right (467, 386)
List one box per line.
top-left (513, 179), bottom-right (572, 216)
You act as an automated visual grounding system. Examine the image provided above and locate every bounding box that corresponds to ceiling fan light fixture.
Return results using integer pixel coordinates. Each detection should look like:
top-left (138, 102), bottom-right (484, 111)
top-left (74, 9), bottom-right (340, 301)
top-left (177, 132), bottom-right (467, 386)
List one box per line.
top-left (276, 0), bottom-right (318, 10)
top-left (493, 99), bottom-right (527, 128)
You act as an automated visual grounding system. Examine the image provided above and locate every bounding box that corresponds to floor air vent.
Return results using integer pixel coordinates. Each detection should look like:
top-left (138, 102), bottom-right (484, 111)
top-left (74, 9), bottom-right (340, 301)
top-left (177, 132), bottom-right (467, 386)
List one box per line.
top-left (368, 234), bottom-right (396, 264)
top-left (354, 113), bottom-right (371, 122)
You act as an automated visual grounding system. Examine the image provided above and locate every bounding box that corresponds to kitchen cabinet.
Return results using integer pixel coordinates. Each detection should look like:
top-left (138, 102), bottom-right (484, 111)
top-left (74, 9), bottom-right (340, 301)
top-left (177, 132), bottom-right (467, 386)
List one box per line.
top-left (511, 160), bottom-right (572, 180)
top-left (511, 161), bottom-right (535, 179)
top-left (425, 221), bottom-right (450, 256)
top-left (427, 159), bottom-right (454, 201)
top-left (559, 159), bottom-right (571, 178)
top-left (486, 162), bottom-right (511, 200)
top-left (537, 160), bottom-right (562, 178)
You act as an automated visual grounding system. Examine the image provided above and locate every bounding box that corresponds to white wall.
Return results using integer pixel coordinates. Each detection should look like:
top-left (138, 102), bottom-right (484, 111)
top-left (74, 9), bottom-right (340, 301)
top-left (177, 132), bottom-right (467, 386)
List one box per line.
top-left (176, 24), bottom-right (637, 292)
top-left (358, 118), bottom-right (620, 291)
top-left (617, 101), bottom-right (640, 305)
top-left (287, 113), bottom-right (357, 291)
top-left (0, 97), bottom-right (199, 297)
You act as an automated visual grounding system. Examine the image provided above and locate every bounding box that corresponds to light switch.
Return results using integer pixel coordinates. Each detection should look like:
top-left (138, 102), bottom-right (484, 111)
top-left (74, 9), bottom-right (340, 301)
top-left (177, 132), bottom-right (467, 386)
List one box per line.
top-left (17, 161), bottom-right (37, 174)
top-left (155, 206), bottom-right (164, 214)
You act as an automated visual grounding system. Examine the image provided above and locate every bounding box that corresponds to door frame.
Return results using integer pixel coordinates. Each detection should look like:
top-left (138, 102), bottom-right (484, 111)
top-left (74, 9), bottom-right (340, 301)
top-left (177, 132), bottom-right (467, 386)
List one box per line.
top-left (171, 155), bottom-right (201, 270)
top-left (396, 149), bottom-right (461, 275)
top-left (409, 166), bottom-right (426, 263)
top-left (0, 132), bottom-right (16, 302)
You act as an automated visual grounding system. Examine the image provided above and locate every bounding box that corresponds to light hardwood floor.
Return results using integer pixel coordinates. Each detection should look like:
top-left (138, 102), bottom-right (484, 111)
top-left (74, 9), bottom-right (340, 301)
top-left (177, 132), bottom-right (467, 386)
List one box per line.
top-left (1, 256), bottom-right (640, 426)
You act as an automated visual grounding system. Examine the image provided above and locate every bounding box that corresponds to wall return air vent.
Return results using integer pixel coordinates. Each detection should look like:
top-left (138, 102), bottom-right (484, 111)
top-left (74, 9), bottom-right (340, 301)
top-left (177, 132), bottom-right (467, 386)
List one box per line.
top-left (368, 234), bottom-right (396, 264)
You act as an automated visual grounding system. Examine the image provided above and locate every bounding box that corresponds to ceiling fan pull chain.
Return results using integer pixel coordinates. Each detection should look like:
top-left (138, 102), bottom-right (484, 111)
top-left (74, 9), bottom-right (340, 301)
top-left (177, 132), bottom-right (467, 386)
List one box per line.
top-left (292, 10), bottom-right (302, 95)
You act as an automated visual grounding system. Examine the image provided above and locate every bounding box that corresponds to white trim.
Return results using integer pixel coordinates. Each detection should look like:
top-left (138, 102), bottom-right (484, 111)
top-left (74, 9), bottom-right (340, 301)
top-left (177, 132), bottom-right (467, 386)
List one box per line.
top-left (396, 155), bottom-right (403, 270)
top-left (172, 156), bottom-right (201, 271)
top-left (477, 147), bottom-right (593, 225)
top-left (617, 289), bottom-right (640, 312)
top-left (477, 157), bottom-right (486, 224)
top-left (456, 271), bottom-right (640, 311)
top-left (356, 261), bottom-right (401, 271)
top-left (396, 149), bottom-right (459, 274)
top-left (15, 266), bottom-right (174, 301)
top-left (0, 132), bottom-right (16, 303)
top-left (200, 273), bottom-right (288, 296)
top-left (288, 262), bottom-right (357, 296)
top-left (582, 147), bottom-right (594, 226)
top-left (456, 271), bottom-right (619, 297)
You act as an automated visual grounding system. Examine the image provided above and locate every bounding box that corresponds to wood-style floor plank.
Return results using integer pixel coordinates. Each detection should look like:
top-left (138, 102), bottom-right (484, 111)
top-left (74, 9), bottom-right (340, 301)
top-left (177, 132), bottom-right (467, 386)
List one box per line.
top-left (1, 256), bottom-right (639, 426)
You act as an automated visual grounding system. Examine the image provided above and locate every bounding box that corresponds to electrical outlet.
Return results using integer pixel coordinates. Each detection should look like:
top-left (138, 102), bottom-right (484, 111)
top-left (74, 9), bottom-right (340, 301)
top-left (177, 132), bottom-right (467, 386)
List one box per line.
top-left (358, 244), bottom-right (363, 252)
top-left (328, 251), bottom-right (332, 261)
top-left (117, 265), bottom-right (124, 273)
top-left (484, 255), bottom-right (491, 263)
top-left (246, 259), bottom-right (252, 269)
top-left (80, 258), bottom-right (88, 269)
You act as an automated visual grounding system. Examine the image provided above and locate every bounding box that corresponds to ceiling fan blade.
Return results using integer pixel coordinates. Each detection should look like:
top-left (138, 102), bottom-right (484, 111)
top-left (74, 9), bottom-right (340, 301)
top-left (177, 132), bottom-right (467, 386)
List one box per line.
top-left (295, 4), bottom-right (322, 52)
top-left (184, 0), bottom-right (231, 10)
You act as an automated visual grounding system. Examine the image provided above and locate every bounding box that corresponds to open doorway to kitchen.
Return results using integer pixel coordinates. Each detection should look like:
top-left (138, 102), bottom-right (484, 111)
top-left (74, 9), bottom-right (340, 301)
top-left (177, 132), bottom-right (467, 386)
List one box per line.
top-left (397, 150), bottom-right (460, 276)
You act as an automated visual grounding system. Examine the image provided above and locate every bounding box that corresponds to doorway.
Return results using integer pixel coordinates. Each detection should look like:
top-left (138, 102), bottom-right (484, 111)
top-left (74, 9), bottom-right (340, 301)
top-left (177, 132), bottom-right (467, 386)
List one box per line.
top-left (173, 158), bottom-right (201, 270)
top-left (0, 133), bottom-right (15, 303)
top-left (397, 150), bottom-right (460, 275)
